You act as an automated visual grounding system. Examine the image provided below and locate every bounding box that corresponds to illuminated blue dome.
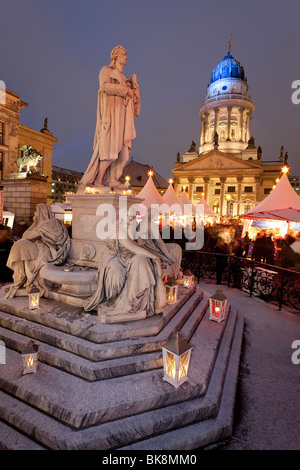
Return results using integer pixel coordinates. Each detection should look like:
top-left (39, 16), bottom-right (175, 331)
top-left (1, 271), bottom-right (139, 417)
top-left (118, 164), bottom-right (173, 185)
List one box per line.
top-left (210, 52), bottom-right (245, 84)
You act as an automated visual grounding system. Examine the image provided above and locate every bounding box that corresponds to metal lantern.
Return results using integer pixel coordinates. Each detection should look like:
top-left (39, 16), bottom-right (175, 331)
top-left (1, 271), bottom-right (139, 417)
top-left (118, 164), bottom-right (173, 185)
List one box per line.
top-left (165, 283), bottom-right (178, 304)
top-left (162, 332), bottom-right (193, 388)
top-left (209, 289), bottom-right (228, 323)
top-left (183, 271), bottom-right (194, 288)
top-left (28, 285), bottom-right (40, 310)
top-left (21, 341), bottom-right (39, 375)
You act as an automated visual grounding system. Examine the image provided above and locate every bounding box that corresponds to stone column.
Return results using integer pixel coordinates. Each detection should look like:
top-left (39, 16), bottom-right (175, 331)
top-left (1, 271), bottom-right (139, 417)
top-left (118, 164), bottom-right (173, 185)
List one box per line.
top-left (237, 176), bottom-right (243, 215)
top-left (255, 176), bottom-right (261, 203)
top-left (200, 115), bottom-right (206, 146)
top-left (246, 112), bottom-right (252, 143)
top-left (239, 108), bottom-right (244, 142)
top-left (203, 177), bottom-right (210, 204)
top-left (204, 113), bottom-right (209, 144)
top-left (188, 177), bottom-right (194, 202)
top-left (220, 177), bottom-right (226, 215)
top-left (214, 108), bottom-right (220, 135)
top-left (226, 107), bottom-right (232, 141)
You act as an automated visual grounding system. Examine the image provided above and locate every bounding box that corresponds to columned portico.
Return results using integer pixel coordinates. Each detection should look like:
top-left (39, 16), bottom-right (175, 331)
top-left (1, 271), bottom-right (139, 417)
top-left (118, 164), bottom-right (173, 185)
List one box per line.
top-left (220, 177), bottom-right (226, 215)
top-left (236, 176), bottom-right (243, 215)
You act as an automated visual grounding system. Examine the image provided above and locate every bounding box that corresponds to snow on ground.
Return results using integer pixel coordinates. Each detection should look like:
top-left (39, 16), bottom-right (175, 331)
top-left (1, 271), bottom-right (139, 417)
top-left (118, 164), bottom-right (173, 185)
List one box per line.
top-left (199, 282), bottom-right (300, 450)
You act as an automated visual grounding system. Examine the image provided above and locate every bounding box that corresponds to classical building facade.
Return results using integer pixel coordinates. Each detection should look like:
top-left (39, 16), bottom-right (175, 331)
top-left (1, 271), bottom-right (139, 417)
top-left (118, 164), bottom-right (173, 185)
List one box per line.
top-left (173, 44), bottom-right (286, 217)
top-left (0, 88), bottom-right (57, 224)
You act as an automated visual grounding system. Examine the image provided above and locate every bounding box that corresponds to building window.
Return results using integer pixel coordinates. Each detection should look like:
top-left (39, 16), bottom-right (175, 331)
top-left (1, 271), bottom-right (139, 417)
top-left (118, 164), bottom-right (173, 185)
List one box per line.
top-left (227, 186), bottom-right (236, 193)
top-left (195, 186), bottom-right (204, 193)
top-left (228, 204), bottom-right (234, 216)
top-left (215, 188), bottom-right (221, 195)
top-left (244, 204), bottom-right (251, 213)
top-left (0, 122), bottom-right (3, 145)
top-left (231, 129), bottom-right (235, 140)
top-left (0, 151), bottom-right (3, 179)
top-left (220, 129), bottom-right (225, 140)
top-left (264, 188), bottom-right (271, 195)
top-left (244, 186), bottom-right (253, 193)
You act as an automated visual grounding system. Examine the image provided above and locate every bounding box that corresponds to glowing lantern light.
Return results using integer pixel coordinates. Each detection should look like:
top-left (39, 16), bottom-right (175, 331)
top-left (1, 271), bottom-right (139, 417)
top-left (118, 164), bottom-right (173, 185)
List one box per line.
top-left (28, 285), bottom-right (40, 310)
top-left (21, 341), bottom-right (39, 375)
top-left (162, 331), bottom-right (193, 388)
top-left (183, 271), bottom-right (194, 288)
top-left (281, 165), bottom-right (289, 174)
top-left (209, 290), bottom-right (228, 323)
top-left (165, 283), bottom-right (178, 304)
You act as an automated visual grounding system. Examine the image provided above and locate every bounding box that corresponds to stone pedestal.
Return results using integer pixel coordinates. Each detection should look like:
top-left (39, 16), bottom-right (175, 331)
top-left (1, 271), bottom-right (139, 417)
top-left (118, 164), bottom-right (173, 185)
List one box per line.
top-left (41, 193), bottom-right (145, 311)
top-left (67, 193), bottom-right (143, 268)
top-left (2, 173), bottom-right (49, 225)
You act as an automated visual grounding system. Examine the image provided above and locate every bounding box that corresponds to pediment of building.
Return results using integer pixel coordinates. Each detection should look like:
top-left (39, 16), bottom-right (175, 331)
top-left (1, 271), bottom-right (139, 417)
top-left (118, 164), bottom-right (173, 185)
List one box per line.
top-left (175, 149), bottom-right (259, 171)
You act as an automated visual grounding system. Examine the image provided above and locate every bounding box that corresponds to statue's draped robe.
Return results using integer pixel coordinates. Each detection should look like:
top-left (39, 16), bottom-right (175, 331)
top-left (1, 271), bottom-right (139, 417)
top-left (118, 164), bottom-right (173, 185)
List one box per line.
top-left (80, 66), bottom-right (140, 187)
top-left (84, 239), bottom-right (166, 318)
top-left (6, 205), bottom-right (70, 298)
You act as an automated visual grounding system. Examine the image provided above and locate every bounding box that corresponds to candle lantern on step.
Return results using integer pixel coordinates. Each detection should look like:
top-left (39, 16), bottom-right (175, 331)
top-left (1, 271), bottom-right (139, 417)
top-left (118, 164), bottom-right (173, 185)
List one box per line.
top-left (183, 270), bottom-right (194, 289)
top-left (28, 285), bottom-right (40, 310)
top-left (209, 289), bottom-right (227, 323)
top-left (162, 332), bottom-right (193, 388)
top-left (165, 283), bottom-right (178, 304)
top-left (21, 341), bottom-right (39, 375)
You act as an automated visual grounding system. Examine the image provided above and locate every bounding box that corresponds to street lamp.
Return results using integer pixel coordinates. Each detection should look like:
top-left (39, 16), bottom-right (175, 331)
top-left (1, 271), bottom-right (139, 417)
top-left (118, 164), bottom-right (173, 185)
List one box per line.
top-left (226, 195), bottom-right (232, 216)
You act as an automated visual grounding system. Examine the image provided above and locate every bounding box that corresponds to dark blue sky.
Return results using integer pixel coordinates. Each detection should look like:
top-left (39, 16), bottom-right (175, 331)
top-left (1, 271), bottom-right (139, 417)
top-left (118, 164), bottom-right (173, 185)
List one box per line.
top-left (1, 0), bottom-right (299, 179)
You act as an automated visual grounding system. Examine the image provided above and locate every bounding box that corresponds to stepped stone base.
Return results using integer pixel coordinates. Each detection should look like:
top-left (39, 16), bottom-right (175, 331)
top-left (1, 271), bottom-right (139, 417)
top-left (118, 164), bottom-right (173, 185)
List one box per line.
top-left (0, 284), bottom-right (244, 450)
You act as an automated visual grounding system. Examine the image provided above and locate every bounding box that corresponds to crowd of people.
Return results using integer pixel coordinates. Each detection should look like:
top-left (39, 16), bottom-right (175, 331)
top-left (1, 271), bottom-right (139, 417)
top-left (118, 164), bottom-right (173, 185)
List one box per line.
top-left (0, 224), bottom-right (14, 283)
top-left (208, 225), bottom-right (300, 286)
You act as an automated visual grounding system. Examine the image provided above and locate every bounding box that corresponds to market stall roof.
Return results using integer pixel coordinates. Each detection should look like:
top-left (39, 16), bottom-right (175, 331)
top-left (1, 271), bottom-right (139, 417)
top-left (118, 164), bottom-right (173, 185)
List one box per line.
top-left (179, 190), bottom-right (196, 214)
top-left (241, 173), bottom-right (300, 222)
top-left (137, 173), bottom-right (165, 209)
top-left (162, 183), bottom-right (184, 212)
top-left (196, 197), bottom-right (218, 217)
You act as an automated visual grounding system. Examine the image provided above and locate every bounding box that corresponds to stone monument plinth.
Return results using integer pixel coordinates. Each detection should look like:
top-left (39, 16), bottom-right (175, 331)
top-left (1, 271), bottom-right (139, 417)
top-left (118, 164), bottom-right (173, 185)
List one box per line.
top-left (2, 173), bottom-right (49, 225)
top-left (66, 193), bottom-right (143, 268)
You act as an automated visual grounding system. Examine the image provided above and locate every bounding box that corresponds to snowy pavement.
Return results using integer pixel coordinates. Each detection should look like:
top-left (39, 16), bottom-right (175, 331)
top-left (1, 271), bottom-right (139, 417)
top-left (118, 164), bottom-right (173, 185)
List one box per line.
top-left (198, 282), bottom-right (300, 450)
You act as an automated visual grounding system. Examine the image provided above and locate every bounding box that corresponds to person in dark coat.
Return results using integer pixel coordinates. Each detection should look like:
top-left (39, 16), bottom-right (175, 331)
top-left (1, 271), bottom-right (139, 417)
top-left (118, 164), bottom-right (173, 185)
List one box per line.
top-left (231, 239), bottom-right (243, 288)
top-left (215, 237), bottom-right (228, 285)
top-left (252, 232), bottom-right (262, 261)
top-left (265, 234), bottom-right (275, 265)
top-left (242, 231), bottom-right (251, 258)
top-left (0, 224), bottom-right (14, 283)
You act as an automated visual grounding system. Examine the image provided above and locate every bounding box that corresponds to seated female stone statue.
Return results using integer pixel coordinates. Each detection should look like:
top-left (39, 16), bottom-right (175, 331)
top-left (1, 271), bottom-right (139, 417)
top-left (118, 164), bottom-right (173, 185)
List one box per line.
top-left (5, 204), bottom-right (70, 298)
top-left (83, 215), bottom-right (166, 322)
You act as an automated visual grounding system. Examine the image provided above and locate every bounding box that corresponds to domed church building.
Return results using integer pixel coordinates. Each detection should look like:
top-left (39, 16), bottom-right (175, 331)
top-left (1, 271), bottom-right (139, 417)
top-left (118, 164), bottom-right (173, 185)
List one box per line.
top-left (173, 39), bottom-right (285, 217)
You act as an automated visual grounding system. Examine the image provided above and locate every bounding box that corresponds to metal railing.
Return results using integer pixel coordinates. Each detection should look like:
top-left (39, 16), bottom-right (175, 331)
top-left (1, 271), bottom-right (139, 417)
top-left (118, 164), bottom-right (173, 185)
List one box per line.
top-left (182, 250), bottom-right (300, 312)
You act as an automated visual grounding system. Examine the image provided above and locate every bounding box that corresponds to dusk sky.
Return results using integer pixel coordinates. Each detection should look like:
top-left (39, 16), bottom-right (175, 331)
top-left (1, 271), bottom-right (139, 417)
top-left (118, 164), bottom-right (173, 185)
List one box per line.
top-left (1, 0), bottom-right (299, 180)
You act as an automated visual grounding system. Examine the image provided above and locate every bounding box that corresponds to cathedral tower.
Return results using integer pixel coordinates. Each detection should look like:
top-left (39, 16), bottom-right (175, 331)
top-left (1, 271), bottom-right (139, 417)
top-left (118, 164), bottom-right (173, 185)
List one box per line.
top-left (199, 39), bottom-right (255, 157)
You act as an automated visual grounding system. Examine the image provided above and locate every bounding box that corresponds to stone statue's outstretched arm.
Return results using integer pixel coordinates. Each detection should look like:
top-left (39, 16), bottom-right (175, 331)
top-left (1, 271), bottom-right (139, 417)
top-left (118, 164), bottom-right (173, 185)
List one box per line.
top-left (119, 236), bottom-right (160, 261)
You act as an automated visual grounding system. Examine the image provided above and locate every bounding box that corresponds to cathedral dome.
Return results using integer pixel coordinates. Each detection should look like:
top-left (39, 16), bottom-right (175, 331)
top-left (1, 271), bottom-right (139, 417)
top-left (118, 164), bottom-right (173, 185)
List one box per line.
top-left (210, 52), bottom-right (245, 84)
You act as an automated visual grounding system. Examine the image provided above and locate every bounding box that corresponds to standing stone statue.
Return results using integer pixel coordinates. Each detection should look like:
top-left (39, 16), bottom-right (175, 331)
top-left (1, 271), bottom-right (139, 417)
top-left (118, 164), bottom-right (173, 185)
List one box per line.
top-left (78, 46), bottom-right (141, 192)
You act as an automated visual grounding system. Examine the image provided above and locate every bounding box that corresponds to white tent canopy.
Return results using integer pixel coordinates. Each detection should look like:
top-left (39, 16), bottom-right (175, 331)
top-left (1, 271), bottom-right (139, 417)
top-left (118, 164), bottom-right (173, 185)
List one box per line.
top-left (241, 173), bottom-right (300, 222)
top-left (137, 174), bottom-right (165, 210)
top-left (196, 197), bottom-right (218, 217)
top-left (163, 183), bottom-right (184, 211)
top-left (179, 190), bottom-right (196, 214)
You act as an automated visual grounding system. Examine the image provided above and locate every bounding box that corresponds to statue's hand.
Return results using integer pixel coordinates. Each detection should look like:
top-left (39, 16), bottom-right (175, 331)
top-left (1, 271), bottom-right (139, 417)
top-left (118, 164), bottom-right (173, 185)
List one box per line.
top-left (130, 74), bottom-right (138, 87)
top-left (127, 88), bottom-right (134, 99)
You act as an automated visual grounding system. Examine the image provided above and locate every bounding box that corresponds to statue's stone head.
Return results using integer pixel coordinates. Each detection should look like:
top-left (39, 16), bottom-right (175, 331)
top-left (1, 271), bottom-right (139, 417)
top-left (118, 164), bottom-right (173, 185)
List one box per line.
top-left (110, 45), bottom-right (127, 67)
